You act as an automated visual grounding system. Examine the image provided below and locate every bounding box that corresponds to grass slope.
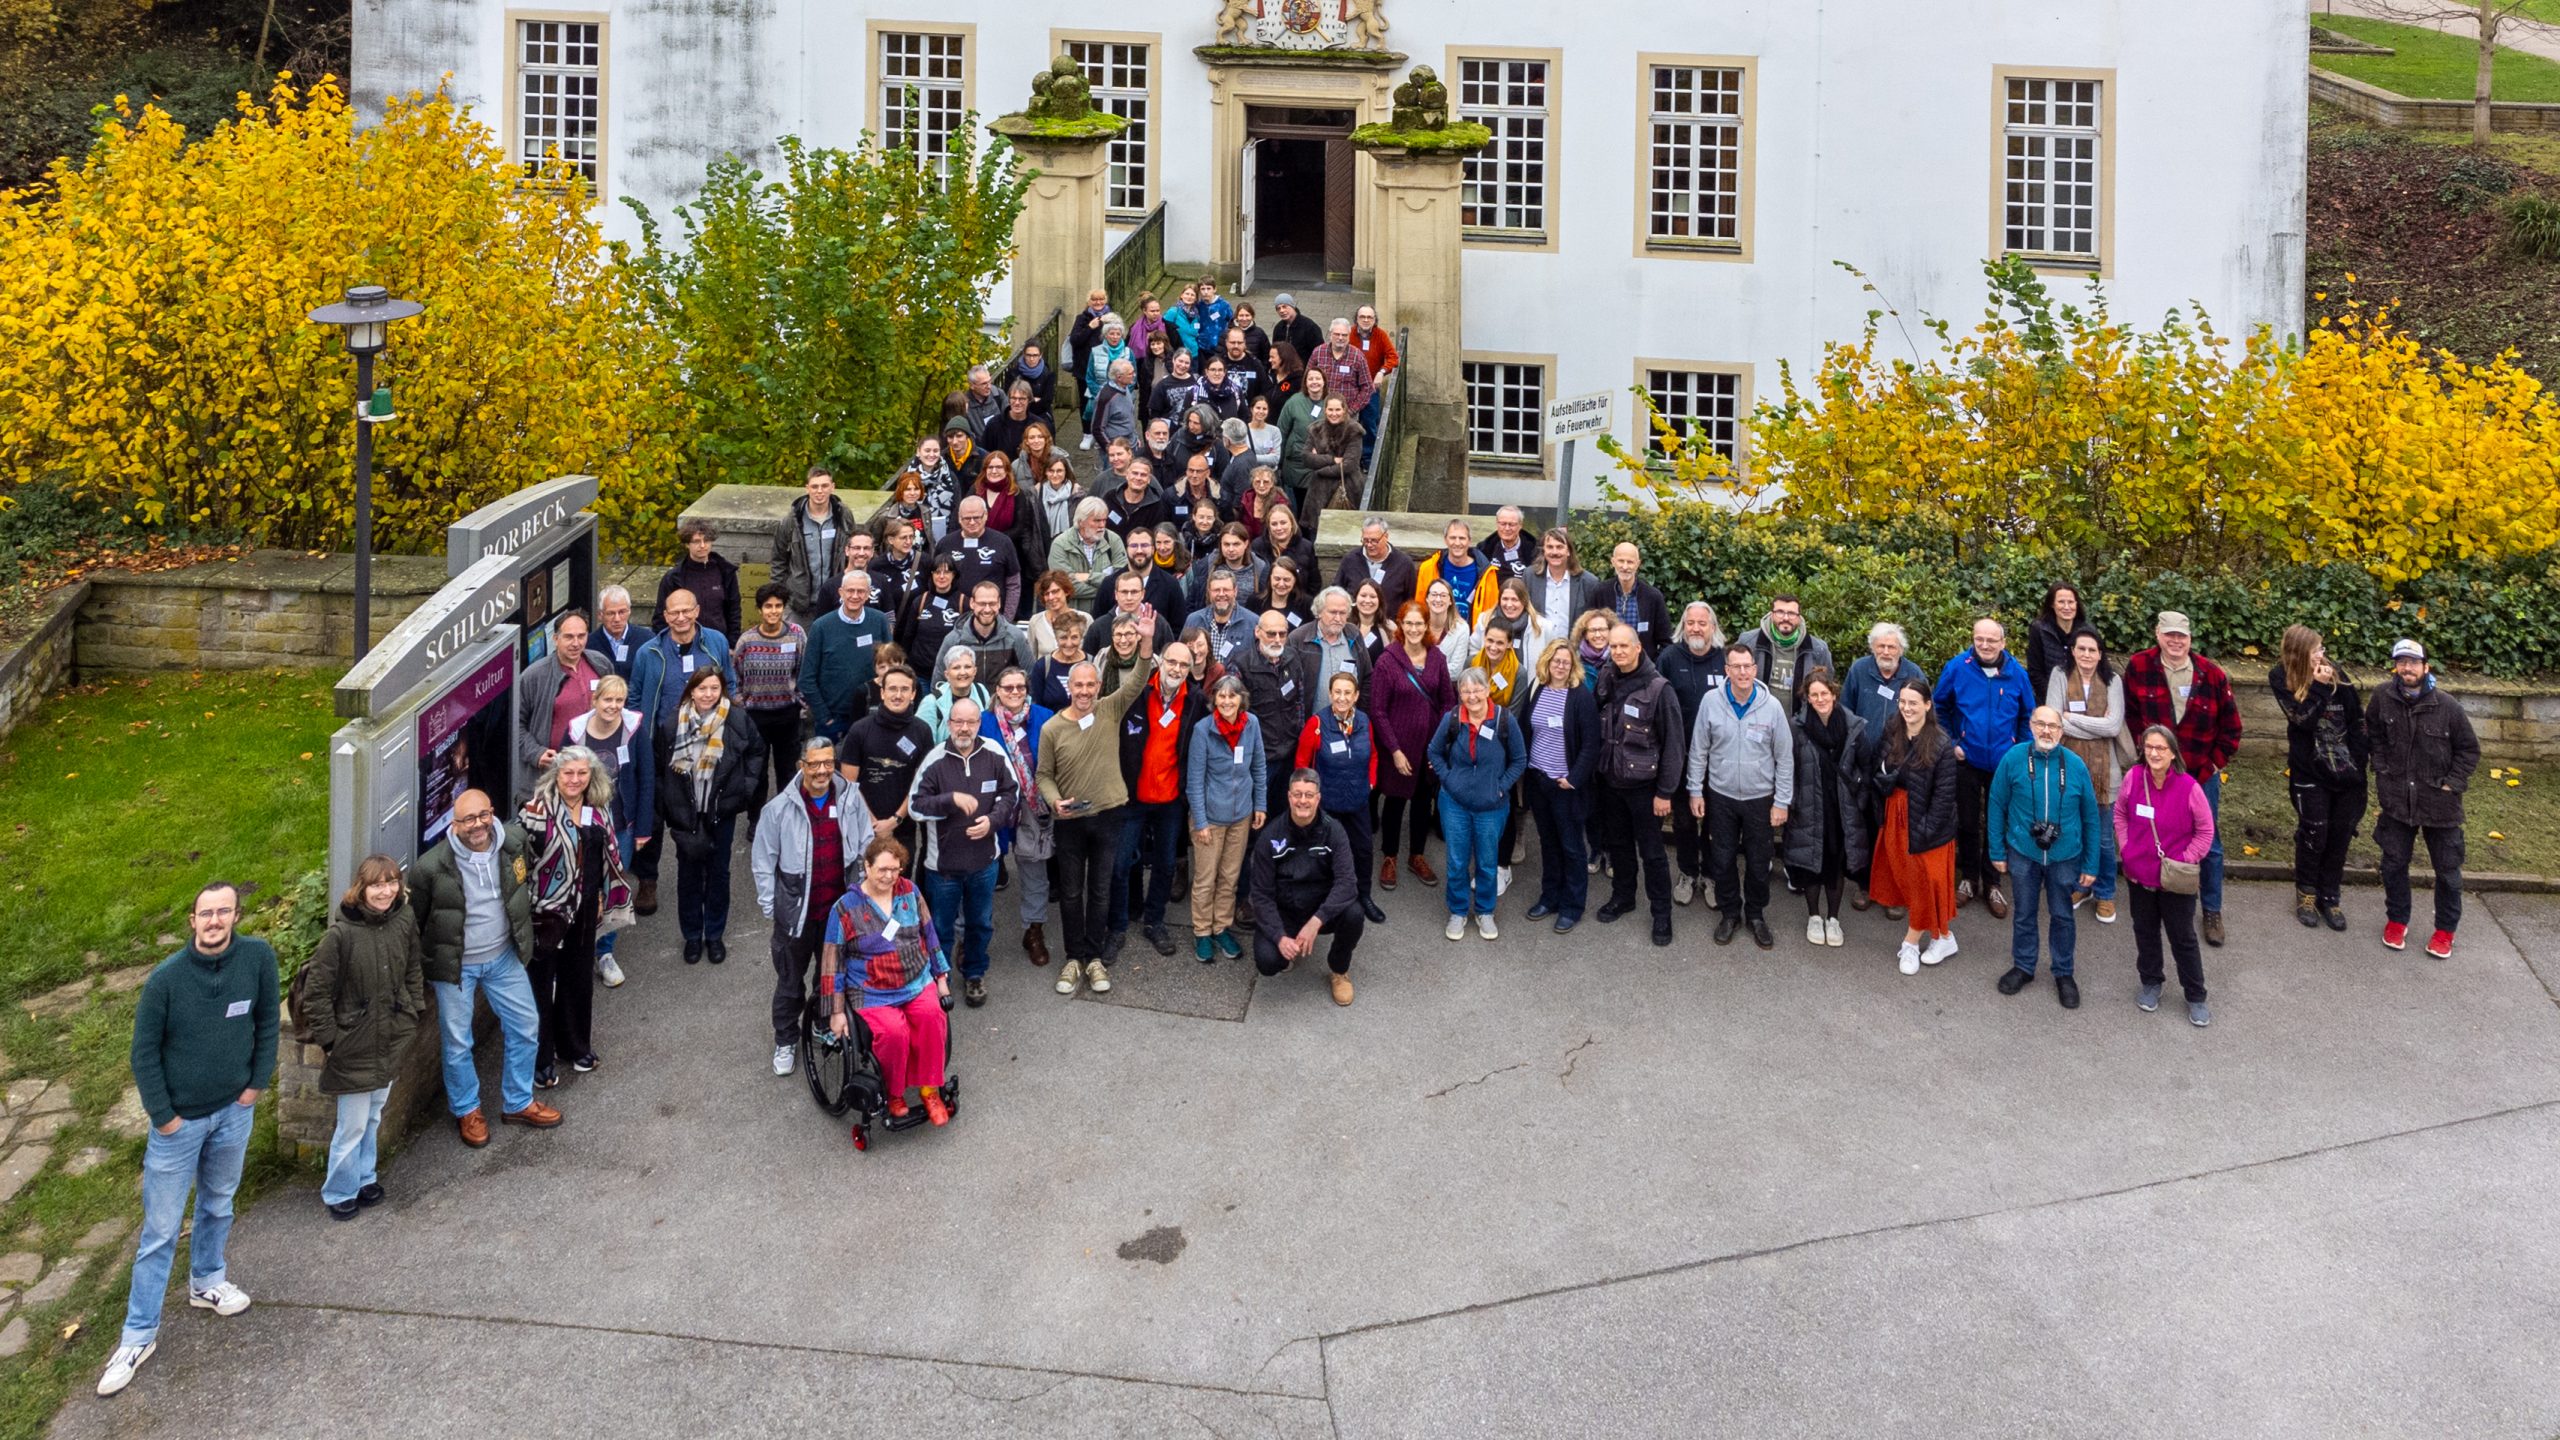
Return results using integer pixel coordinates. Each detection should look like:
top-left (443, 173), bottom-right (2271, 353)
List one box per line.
top-left (2314, 15), bottom-right (2560, 102)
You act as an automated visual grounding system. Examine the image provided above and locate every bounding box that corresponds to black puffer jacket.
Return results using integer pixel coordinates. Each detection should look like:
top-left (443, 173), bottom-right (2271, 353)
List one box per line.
top-left (1784, 708), bottom-right (1872, 875)
top-left (1868, 729), bottom-right (1961, 855)
top-left (303, 901), bottom-right (428, 1095)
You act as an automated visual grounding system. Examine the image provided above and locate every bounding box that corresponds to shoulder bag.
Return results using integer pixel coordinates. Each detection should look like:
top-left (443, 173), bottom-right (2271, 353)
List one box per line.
top-left (2141, 774), bottom-right (2202, 896)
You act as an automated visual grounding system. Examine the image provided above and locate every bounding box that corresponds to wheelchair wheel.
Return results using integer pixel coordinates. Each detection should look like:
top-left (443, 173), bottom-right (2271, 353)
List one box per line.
top-left (802, 1017), bottom-right (854, 1117)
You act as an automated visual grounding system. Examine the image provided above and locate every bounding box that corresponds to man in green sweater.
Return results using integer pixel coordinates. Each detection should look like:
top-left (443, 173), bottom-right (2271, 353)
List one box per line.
top-left (98, 880), bottom-right (278, 1399)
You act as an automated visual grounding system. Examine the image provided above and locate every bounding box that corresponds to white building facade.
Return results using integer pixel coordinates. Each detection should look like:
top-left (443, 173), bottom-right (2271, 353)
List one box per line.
top-left (354, 0), bottom-right (2308, 510)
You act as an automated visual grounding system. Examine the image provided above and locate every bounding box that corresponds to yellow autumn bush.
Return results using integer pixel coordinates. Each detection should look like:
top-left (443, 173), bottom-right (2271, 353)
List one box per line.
top-left (1732, 259), bottom-right (2559, 584)
top-left (0, 77), bottom-right (684, 553)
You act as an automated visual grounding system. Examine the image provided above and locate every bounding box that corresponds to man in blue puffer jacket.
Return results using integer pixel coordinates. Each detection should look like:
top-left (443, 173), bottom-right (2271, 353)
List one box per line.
top-left (1934, 617), bottom-right (2035, 920)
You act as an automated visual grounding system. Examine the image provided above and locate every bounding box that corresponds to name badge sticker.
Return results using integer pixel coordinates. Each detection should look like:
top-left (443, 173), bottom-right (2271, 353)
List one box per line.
top-left (225, 999), bottom-right (251, 1019)
top-left (981, 779), bottom-right (1000, 793)
top-left (2067, 699), bottom-right (2087, 712)
top-left (895, 737), bottom-right (916, 755)
top-left (2135, 803), bottom-right (2157, 819)
top-left (1328, 740), bottom-right (1348, 755)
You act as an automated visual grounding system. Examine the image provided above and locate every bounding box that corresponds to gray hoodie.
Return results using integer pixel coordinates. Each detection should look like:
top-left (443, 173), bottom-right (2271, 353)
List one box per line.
top-left (1685, 679), bottom-right (1796, 806)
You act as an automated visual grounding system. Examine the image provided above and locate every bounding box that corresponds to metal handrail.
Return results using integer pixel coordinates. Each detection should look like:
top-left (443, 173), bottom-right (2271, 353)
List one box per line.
top-left (1105, 201), bottom-right (1167, 311)
top-left (1362, 324), bottom-right (1410, 509)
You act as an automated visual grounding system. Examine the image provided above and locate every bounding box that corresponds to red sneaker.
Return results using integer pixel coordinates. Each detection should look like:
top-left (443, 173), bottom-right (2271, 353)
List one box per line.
top-left (923, 1092), bottom-right (951, 1126)
top-left (2382, 921), bottom-right (2408, 951)
top-left (885, 1094), bottom-right (911, 1118)
top-left (2426, 929), bottom-right (2454, 960)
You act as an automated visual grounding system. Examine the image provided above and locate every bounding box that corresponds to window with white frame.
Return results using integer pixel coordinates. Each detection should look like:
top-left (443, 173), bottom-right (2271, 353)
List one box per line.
top-left (2003, 77), bottom-right (2102, 261)
top-left (1065, 40), bottom-right (1151, 214)
top-left (1644, 368), bottom-right (1744, 468)
top-left (516, 20), bottom-right (602, 184)
top-left (1464, 361), bottom-right (1547, 464)
top-left (1646, 64), bottom-right (1744, 246)
top-left (881, 30), bottom-right (967, 172)
top-left (1458, 57), bottom-right (1549, 237)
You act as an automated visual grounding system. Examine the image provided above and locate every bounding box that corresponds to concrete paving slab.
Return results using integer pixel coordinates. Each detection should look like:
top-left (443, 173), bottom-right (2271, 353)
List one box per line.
top-left (46, 842), bottom-right (2560, 1437)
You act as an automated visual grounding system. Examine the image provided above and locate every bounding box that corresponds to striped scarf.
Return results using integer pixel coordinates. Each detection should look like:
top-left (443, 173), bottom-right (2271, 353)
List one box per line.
top-left (672, 698), bottom-right (729, 810)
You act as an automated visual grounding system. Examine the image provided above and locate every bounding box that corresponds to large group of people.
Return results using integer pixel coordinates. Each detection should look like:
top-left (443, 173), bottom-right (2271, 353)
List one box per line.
top-left (99, 287), bottom-right (2493, 1402)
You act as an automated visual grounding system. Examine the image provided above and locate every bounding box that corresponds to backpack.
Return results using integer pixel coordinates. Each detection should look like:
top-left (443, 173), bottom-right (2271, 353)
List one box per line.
top-left (286, 960), bottom-right (323, 1047)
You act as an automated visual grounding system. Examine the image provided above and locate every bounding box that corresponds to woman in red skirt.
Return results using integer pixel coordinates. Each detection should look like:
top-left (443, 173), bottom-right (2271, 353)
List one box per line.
top-left (1867, 684), bottom-right (1962, 975)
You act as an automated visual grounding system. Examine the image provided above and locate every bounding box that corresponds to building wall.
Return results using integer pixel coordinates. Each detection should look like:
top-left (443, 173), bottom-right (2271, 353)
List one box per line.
top-left (353, 0), bottom-right (2308, 507)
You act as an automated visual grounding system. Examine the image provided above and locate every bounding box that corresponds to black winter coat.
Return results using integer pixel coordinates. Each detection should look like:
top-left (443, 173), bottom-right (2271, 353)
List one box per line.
top-left (1784, 710), bottom-right (1872, 875)
top-left (2366, 679), bottom-right (2480, 828)
top-left (303, 901), bottom-right (428, 1095)
top-left (1869, 730), bottom-right (1961, 855)
top-left (658, 706), bottom-right (768, 847)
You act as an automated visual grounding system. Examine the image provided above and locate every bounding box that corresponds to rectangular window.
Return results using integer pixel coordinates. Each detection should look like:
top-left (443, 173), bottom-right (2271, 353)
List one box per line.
top-left (1457, 57), bottom-right (1549, 237)
top-left (881, 30), bottom-right (968, 173)
top-left (2003, 76), bottom-right (2102, 261)
top-left (516, 20), bottom-right (602, 184)
top-left (1065, 40), bottom-right (1151, 214)
top-left (1464, 360), bottom-right (1547, 464)
top-left (1644, 368), bottom-right (1744, 467)
top-left (1646, 64), bottom-right (1744, 247)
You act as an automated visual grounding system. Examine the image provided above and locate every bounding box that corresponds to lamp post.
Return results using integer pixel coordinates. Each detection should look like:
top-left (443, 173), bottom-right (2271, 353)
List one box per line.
top-left (306, 284), bottom-right (424, 661)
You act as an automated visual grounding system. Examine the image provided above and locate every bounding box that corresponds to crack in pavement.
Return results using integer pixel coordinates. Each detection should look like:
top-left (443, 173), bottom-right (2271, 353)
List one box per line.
top-left (1317, 1094), bottom-right (2560, 1346)
top-left (1421, 1060), bottom-right (1528, 1100)
top-left (1556, 1035), bottom-right (1597, 1083)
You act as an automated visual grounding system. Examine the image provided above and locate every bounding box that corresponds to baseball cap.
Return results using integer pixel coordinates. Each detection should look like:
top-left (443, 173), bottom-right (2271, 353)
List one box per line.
top-left (2155, 610), bottom-right (2192, 636)
top-left (2391, 638), bottom-right (2426, 661)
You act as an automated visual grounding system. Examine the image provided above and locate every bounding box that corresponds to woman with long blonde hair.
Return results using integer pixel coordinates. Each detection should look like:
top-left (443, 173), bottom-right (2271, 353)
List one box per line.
top-left (2269, 624), bottom-right (2367, 932)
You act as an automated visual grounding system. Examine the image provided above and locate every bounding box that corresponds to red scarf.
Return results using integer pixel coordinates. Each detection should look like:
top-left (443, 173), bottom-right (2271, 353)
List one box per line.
top-left (1213, 707), bottom-right (1249, 749)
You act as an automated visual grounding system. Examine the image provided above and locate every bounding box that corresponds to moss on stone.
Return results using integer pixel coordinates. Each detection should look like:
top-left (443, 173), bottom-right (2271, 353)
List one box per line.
top-left (991, 111), bottom-right (1130, 141)
top-left (1193, 44), bottom-right (1405, 66)
top-left (1348, 120), bottom-right (1494, 155)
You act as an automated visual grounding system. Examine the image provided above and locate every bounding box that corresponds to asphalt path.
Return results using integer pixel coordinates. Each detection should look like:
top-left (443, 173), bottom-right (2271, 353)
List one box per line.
top-left (53, 843), bottom-right (2560, 1439)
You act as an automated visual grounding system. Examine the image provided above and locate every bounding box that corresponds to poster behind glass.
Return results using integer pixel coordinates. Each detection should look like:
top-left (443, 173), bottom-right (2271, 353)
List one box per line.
top-left (416, 648), bottom-right (515, 849)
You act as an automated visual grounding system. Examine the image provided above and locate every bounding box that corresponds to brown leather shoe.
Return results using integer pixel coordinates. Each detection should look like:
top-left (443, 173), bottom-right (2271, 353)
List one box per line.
top-left (501, 1102), bottom-right (562, 1129)
top-left (634, 880), bottom-right (659, 917)
top-left (1023, 923), bottom-right (1051, 966)
top-left (1329, 972), bottom-right (1355, 1006)
top-left (1407, 854), bottom-right (1437, 885)
top-left (1985, 884), bottom-right (2010, 920)
top-left (457, 1108), bottom-right (490, 1148)
top-left (1377, 856), bottom-right (1398, 890)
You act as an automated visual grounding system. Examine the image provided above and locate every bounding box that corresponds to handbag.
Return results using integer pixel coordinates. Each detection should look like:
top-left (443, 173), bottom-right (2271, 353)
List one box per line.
top-left (2141, 775), bottom-right (2202, 895)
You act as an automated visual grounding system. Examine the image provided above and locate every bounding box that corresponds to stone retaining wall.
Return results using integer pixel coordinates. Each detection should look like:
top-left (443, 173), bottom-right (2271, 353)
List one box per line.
top-left (271, 987), bottom-right (467, 1162)
top-left (74, 552), bottom-right (453, 676)
top-left (0, 582), bottom-right (87, 742)
top-left (2311, 68), bottom-right (2560, 133)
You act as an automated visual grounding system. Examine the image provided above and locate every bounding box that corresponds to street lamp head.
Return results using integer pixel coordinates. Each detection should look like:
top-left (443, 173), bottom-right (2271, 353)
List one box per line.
top-left (307, 283), bottom-right (424, 355)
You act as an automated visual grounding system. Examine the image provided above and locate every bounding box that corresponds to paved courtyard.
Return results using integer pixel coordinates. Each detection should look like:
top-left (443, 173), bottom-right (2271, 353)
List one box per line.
top-left (49, 854), bottom-right (2560, 1439)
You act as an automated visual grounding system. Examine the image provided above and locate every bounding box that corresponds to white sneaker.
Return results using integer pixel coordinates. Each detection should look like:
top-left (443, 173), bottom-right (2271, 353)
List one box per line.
top-left (189, 1280), bottom-right (251, 1316)
top-left (1897, 942), bottom-right (1922, 975)
top-left (1497, 866), bottom-right (1513, 897)
top-left (1446, 915), bottom-right (1467, 941)
top-left (1477, 913), bottom-right (1500, 940)
top-left (1806, 915), bottom-right (1825, 946)
top-left (1077, 434), bottom-right (1094, 451)
top-left (1673, 873), bottom-right (1695, 906)
top-left (1824, 918), bottom-right (1845, 947)
top-left (98, 1342), bottom-right (154, 1396)
top-left (772, 1044), bottom-right (795, 1077)
top-left (1921, 933), bottom-right (1959, 967)
top-left (1086, 959), bottom-right (1112, 993)
top-left (598, 953), bottom-right (626, 988)
top-left (1056, 959), bottom-right (1082, 995)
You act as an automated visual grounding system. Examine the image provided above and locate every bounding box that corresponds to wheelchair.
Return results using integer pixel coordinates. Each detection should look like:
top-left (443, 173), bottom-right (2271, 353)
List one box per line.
top-left (799, 988), bottom-right (960, 1152)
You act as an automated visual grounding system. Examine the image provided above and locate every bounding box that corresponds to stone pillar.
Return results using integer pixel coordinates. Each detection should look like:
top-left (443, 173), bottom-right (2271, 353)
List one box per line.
top-left (1360, 145), bottom-right (1473, 512)
top-left (992, 124), bottom-right (1119, 346)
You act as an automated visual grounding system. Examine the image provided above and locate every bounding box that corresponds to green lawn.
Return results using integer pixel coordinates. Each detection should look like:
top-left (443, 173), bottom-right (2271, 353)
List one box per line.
top-left (2218, 748), bottom-right (2559, 880)
top-left (2314, 15), bottom-right (2560, 103)
top-left (0, 669), bottom-right (334, 1440)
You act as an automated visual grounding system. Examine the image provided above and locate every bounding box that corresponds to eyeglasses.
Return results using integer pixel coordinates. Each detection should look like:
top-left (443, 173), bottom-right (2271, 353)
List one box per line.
top-left (193, 906), bottom-right (239, 919)
top-left (455, 812), bottom-right (495, 826)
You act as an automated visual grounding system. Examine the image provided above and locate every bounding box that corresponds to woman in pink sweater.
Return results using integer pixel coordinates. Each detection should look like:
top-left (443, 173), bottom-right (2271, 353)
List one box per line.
top-left (2114, 724), bottom-right (2217, 1026)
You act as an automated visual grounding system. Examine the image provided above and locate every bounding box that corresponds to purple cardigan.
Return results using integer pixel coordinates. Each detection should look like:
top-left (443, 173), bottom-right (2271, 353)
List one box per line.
top-left (1369, 643), bottom-right (1455, 799)
top-left (2112, 765), bottom-right (2214, 891)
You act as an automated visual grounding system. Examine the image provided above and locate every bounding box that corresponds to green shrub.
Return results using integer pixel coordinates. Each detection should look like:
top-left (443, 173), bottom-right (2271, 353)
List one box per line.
top-left (1573, 504), bottom-right (2560, 676)
top-left (2504, 192), bottom-right (2560, 262)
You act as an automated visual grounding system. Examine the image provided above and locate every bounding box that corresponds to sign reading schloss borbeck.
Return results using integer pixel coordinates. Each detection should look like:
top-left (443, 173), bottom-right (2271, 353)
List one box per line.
top-left (445, 473), bottom-right (599, 576)
top-left (334, 553), bottom-right (522, 721)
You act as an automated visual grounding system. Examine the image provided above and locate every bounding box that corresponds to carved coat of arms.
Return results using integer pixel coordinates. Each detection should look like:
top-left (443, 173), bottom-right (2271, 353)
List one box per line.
top-left (1216, 0), bottom-right (1389, 51)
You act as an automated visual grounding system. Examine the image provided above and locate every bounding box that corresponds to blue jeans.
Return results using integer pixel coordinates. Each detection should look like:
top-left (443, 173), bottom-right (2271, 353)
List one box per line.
top-left (922, 862), bottom-right (1000, 981)
top-left (435, 948), bottom-right (540, 1118)
top-left (1437, 795), bottom-right (1505, 917)
top-left (2090, 809), bottom-right (2119, 901)
top-left (1110, 799), bottom-right (1183, 931)
top-left (596, 824), bottom-right (634, 957)
top-left (2007, 855), bottom-right (2082, 977)
top-left (677, 814), bottom-right (738, 941)
top-left (2199, 770), bottom-right (2226, 913)
top-left (321, 1085), bottom-right (390, 1205)
top-left (121, 1099), bottom-right (255, 1345)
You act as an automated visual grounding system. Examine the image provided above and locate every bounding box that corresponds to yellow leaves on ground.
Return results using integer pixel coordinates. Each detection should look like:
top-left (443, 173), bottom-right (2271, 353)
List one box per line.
top-left (0, 78), bottom-right (683, 554)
